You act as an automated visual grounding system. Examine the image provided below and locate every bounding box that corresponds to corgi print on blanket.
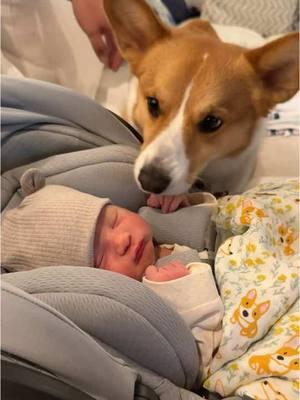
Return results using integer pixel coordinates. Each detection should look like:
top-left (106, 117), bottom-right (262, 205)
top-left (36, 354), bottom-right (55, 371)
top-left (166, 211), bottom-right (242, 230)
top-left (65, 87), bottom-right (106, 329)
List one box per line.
top-left (204, 179), bottom-right (299, 398)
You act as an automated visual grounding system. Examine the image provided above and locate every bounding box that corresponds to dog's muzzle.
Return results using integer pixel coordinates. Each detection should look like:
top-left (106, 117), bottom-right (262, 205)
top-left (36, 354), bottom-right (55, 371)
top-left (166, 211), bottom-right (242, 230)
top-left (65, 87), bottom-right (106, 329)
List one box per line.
top-left (138, 164), bottom-right (171, 194)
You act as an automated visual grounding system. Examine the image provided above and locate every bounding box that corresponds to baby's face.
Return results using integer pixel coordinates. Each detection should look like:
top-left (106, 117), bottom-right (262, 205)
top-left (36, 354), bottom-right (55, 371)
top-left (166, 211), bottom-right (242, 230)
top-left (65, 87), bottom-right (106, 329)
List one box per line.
top-left (94, 205), bottom-right (156, 280)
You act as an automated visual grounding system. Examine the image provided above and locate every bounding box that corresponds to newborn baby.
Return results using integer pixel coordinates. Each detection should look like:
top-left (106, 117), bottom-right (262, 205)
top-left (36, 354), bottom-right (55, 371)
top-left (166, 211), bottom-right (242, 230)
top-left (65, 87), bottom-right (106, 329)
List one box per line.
top-left (2, 168), bottom-right (223, 378)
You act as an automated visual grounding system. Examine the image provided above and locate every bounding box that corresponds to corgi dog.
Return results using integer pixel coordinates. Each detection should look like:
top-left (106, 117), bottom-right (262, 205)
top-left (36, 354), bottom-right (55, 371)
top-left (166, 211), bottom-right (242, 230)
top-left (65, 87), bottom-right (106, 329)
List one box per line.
top-left (103, 0), bottom-right (299, 195)
top-left (231, 288), bottom-right (270, 338)
top-left (249, 336), bottom-right (300, 376)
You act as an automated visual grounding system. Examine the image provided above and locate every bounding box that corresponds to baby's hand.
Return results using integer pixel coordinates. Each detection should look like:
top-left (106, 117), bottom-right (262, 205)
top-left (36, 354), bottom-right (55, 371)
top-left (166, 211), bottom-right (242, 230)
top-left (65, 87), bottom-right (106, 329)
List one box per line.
top-left (144, 261), bottom-right (189, 282)
top-left (147, 194), bottom-right (190, 213)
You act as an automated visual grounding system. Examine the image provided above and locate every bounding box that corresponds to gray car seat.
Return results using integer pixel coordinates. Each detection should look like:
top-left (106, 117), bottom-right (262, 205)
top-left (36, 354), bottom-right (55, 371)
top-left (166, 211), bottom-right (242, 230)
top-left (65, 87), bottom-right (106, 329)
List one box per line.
top-left (1, 76), bottom-right (218, 400)
top-left (2, 268), bottom-right (202, 400)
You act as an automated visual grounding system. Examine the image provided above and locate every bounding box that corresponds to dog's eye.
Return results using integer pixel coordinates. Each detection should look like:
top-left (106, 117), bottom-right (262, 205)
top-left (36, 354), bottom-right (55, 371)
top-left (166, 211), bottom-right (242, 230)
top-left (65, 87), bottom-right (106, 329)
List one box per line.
top-left (147, 97), bottom-right (160, 118)
top-left (198, 115), bottom-right (223, 133)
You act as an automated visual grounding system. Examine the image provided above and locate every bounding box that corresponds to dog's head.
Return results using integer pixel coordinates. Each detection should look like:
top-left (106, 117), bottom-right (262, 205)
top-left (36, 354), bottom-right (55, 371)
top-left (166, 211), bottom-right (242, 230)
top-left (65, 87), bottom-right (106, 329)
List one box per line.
top-left (239, 288), bottom-right (257, 319)
top-left (239, 289), bottom-right (270, 324)
top-left (104, 0), bottom-right (299, 194)
top-left (271, 336), bottom-right (300, 372)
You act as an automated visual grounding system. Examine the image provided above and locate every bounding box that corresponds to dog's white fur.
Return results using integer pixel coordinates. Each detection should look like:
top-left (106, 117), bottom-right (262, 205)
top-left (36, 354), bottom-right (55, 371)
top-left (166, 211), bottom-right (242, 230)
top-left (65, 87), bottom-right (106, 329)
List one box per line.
top-left (134, 83), bottom-right (192, 194)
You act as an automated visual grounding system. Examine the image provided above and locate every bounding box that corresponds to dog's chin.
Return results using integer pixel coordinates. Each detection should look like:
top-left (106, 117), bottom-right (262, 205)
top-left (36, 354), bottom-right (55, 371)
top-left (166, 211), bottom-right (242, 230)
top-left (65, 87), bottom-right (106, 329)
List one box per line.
top-left (135, 176), bottom-right (191, 195)
top-left (134, 161), bottom-right (210, 196)
top-left (157, 180), bottom-right (191, 196)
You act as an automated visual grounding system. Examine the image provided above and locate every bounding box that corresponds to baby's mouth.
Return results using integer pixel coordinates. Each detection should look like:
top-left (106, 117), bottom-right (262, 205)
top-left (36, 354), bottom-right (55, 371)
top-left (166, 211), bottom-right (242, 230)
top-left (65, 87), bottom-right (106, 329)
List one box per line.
top-left (135, 239), bottom-right (145, 262)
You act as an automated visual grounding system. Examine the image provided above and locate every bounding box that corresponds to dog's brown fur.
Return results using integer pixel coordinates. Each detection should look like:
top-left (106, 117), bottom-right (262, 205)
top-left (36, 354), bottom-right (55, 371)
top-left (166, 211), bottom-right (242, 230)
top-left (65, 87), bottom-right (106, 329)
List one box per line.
top-left (104, 0), bottom-right (299, 194)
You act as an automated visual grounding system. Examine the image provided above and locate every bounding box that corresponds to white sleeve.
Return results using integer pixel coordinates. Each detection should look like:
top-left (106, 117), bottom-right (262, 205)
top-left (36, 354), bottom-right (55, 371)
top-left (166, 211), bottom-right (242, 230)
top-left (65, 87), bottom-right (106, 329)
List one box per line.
top-left (142, 263), bottom-right (223, 330)
top-left (143, 263), bottom-right (224, 371)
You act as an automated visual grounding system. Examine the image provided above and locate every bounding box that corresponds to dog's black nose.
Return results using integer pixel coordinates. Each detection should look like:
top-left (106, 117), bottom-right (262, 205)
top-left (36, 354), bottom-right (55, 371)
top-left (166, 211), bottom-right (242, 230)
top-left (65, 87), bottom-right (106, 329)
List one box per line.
top-left (138, 165), bottom-right (171, 194)
top-left (242, 310), bottom-right (249, 317)
top-left (277, 355), bottom-right (284, 360)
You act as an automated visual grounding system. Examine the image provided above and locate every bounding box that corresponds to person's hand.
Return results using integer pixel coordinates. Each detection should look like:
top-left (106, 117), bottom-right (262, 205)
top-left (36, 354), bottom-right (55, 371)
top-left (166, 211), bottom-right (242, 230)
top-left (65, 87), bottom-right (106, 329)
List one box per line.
top-left (147, 193), bottom-right (190, 213)
top-left (71, 0), bottom-right (123, 70)
top-left (144, 261), bottom-right (189, 282)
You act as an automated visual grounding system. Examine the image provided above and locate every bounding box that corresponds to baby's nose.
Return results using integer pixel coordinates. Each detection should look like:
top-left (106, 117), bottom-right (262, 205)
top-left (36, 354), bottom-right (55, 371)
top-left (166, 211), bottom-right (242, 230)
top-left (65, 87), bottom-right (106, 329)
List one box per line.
top-left (115, 232), bottom-right (131, 256)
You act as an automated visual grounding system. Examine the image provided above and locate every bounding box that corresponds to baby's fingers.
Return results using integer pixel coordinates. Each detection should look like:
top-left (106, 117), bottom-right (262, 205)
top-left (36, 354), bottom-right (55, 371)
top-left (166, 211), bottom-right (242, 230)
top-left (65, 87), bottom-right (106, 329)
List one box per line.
top-left (167, 195), bottom-right (190, 213)
top-left (161, 196), bottom-right (175, 213)
top-left (161, 261), bottom-right (189, 279)
top-left (147, 194), bottom-right (161, 208)
top-left (144, 265), bottom-right (160, 281)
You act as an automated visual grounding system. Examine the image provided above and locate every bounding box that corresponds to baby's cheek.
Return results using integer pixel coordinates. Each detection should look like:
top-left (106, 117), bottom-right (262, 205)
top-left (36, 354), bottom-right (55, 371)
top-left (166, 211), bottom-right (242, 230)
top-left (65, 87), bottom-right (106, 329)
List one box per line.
top-left (144, 240), bottom-right (155, 264)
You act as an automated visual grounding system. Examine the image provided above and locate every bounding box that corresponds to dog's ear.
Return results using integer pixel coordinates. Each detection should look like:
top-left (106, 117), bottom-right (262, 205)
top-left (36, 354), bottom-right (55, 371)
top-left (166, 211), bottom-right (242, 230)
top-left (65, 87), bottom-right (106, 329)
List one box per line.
top-left (257, 300), bottom-right (270, 316)
top-left (245, 32), bottom-right (299, 113)
top-left (246, 288), bottom-right (257, 301)
top-left (103, 0), bottom-right (170, 72)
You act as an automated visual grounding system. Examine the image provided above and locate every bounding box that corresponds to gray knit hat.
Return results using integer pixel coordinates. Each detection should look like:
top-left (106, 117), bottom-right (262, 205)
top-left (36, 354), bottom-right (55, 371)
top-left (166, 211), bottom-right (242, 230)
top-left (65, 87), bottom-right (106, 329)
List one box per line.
top-left (1, 169), bottom-right (110, 271)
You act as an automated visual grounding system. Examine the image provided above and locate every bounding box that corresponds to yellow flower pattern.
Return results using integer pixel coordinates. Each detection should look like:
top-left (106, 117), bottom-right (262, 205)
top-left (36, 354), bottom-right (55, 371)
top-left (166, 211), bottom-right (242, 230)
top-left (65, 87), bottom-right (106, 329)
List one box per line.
top-left (246, 242), bottom-right (256, 252)
top-left (289, 315), bottom-right (300, 322)
top-left (229, 363), bottom-right (239, 371)
top-left (225, 203), bottom-right (236, 215)
top-left (290, 324), bottom-right (300, 335)
top-left (256, 274), bottom-right (266, 282)
top-left (277, 274), bottom-right (287, 283)
top-left (244, 258), bottom-right (255, 267)
top-left (229, 259), bottom-right (237, 267)
top-left (273, 326), bottom-right (284, 335)
top-left (292, 380), bottom-right (300, 391)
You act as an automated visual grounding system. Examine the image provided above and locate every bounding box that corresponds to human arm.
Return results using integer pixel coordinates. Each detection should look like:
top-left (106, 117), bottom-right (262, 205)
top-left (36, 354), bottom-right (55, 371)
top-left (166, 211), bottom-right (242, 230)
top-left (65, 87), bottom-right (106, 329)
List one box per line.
top-left (71, 0), bottom-right (122, 70)
top-left (143, 262), bottom-right (223, 326)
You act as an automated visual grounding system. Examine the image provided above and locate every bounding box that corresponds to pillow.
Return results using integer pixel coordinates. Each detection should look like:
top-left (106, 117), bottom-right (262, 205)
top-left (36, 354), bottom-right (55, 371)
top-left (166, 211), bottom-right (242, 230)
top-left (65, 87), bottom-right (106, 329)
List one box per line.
top-left (186, 0), bottom-right (299, 36)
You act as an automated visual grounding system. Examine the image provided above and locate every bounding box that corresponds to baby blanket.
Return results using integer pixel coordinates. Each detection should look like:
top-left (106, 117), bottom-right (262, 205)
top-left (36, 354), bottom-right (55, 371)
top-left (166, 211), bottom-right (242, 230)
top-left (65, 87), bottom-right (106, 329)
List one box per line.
top-left (204, 179), bottom-right (299, 399)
